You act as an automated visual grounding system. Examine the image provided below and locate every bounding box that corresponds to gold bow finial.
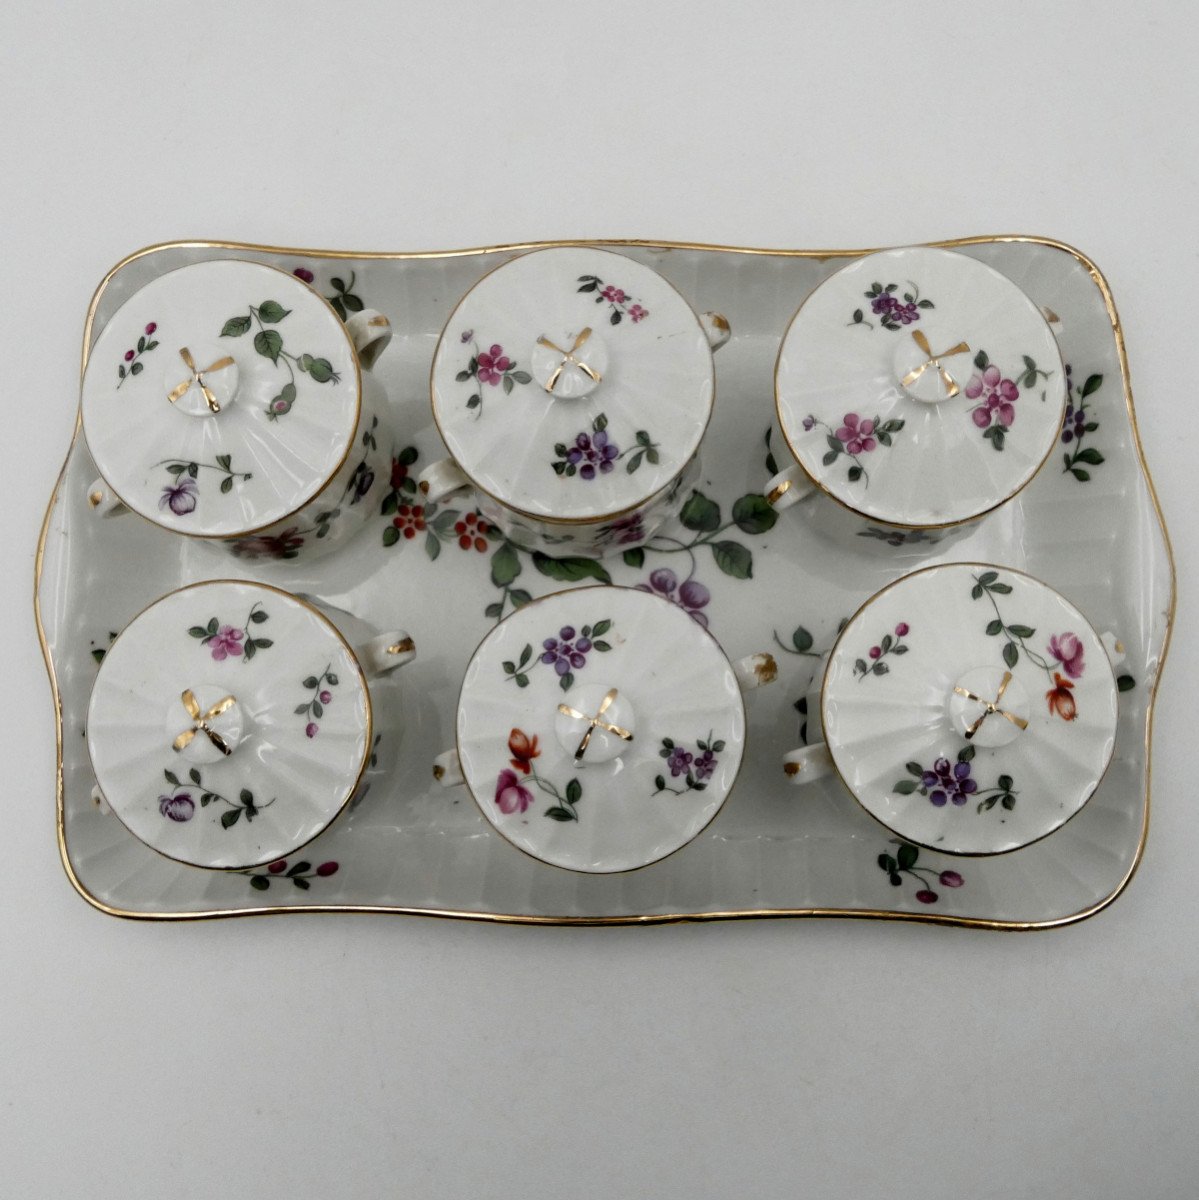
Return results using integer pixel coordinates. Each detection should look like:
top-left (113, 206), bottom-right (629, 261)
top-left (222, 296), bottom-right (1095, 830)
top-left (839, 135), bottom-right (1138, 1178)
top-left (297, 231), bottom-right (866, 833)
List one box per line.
top-left (538, 327), bottom-right (601, 393)
top-left (558, 687), bottom-right (633, 761)
top-left (901, 329), bottom-right (971, 398)
top-left (953, 671), bottom-right (1029, 740)
top-left (167, 347), bottom-right (235, 413)
top-left (172, 689), bottom-right (236, 756)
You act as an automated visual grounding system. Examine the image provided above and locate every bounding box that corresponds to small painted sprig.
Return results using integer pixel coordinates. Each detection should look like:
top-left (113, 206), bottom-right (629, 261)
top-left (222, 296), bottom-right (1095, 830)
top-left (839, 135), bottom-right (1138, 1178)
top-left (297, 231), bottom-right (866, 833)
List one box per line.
top-left (310, 418), bottom-right (380, 540)
top-left (158, 453), bottom-right (253, 497)
top-left (805, 412), bottom-right (904, 486)
top-left (455, 334), bottom-right (531, 417)
top-left (849, 282), bottom-right (933, 330)
top-left (495, 731), bottom-right (584, 822)
top-left (853, 622), bottom-right (910, 680)
top-left (971, 571), bottom-right (1045, 672)
top-left (857, 525), bottom-right (946, 548)
top-left (117, 322), bottom-right (159, 387)
top-left (552, 413), bottom-right (660, 480)
top-left (162, 766), bottom-right (274, 829)
top-left (877, 840), bottom-right (963, 904)
top-left (653, 733), bottom-right (724, 795)
top-left (189, 602), bottom-right (272, 663)
top-left (1061, 367), bottom-right (1105, 481)
top-left (220, 300), bottom-right (340, 418)
top-left (242, 858), bottom-right (339, 892)
top-left (577, 275), bottom-right (649, 324)
top-left (503, 620), bottom-right (612, 692)
top-left (628, 488), bottom-right (777, 582)
top-left (892, 746), bottom-right (1019, 814)
top-left (295, 664), bottom-right (339, 738)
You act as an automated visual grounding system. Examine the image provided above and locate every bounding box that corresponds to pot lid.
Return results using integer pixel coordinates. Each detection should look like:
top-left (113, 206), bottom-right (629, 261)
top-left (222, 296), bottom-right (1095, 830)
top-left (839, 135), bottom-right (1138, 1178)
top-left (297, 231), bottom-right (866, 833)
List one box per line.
top-left (776, 247), bottom-right (1065, 527)
top-left (821, 563), bottom-right (1118, 855)
top-left (87, 581), bottom-right (370, 870)
top-left (81, 260), bottom-right (360, 538)
top-left (456, 586), bottom-right (744, 873)
top-left (430, 247), bottom-right (714, 522)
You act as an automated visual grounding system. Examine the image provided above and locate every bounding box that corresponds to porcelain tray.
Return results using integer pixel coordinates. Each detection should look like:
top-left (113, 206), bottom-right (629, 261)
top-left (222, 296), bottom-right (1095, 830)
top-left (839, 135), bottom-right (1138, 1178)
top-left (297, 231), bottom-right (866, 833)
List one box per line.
top-left (36, 237), bottom-right (1174, 927)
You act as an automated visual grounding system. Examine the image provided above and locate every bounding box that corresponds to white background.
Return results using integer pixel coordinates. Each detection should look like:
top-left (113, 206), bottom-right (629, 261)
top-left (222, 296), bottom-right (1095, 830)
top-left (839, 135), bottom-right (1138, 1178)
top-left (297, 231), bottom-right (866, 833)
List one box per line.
top-left (2, 3), bottom-right (1194, 1197)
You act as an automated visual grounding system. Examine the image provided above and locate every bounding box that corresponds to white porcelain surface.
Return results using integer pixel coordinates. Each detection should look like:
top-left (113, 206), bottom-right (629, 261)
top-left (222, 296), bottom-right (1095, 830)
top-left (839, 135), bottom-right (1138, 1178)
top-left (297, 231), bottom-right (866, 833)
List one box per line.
top-left (82, 260), bottom-right (361, 538)
top-left (87, 581), bottom-right (370, 869)
top-left (775, 247), bottom-right (1066, 527)
top-left (454, 586), bottom-right (746, 873)
top-left (821, 563), bottom-right (1118, 855)
top-left (37, 238), bottom-right (1170, 926)
top-left (430, 247), bottom-right (714, 521)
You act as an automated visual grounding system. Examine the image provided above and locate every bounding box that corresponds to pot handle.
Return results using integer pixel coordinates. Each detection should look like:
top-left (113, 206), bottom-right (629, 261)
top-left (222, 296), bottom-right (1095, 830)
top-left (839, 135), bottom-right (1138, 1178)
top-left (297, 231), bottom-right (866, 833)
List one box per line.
top-left (86, 478), bottom-right (128, 518)
top-left (732, 652), bottom-right (778, 692)
top-left (345, 309), bottom-right (393, 370)
top-left (700, 311), bottom-right (732, 352)
top-left (782, 741), bottom-right (836, 785)
top-left (418, 458), bottom-right (472, 505)
top-left (355, 632), bottom-right (416, 676)
top-left (764, 464), bottom-right (817, 512)
top-left (1101, 631), bottom-right (1126, 668)
top-left (432, 749), bottom-right (464, 787)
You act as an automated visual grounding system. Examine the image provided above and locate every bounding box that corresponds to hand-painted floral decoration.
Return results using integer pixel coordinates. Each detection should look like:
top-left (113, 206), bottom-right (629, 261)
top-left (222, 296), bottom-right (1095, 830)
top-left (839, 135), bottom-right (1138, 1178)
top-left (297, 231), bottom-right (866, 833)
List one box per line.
top-left (853, 622), bottom-right (909, 679)
top-left (502, 620), bottom-right (613, 691)
top-left (877, 840), bottom-right (964, 904)
top-left (848, 282), bottom-right (934, 330)
top-left (971, 570), bottom-right (1086, 720)
top-left (805, 412), bottom-right (904, 486)
top-left (1061, 365), bottom-right (1106, 481)
top-left (219, 300), bottom-right (339, 419)
top-left (295, 665), bottom-right (339, 738)
top-left (159, 766), bottom-right (274, 830)
top-left (188, 602), bottom-right (272, 662)
top-left (117, 322), bottom-right (159, 388)
top-left (653, 733), bottom-right (724, 795)
top-left (893, 745), bottom-right (1019, 814)
top-left (577, 274), bottom-right (649, 325)
top-left (552, 412), bottom-right (660, 479)
top-left (494, 727), bottom-right (583, 822)
top-left (456, 336), bottom-right (532, 417)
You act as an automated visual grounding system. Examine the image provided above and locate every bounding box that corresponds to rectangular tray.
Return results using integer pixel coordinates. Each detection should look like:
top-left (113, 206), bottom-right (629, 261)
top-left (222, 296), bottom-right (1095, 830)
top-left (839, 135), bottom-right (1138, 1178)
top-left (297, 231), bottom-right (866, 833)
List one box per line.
top-left (36, 237), bottom-right (1174, 927)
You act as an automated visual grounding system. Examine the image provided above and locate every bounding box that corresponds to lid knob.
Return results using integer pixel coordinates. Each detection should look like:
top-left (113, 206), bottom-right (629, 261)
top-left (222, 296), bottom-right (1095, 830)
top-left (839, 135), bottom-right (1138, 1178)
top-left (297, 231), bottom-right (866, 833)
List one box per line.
top-left (948, 667), bottom-right (1030, 748)
top-left (168, 685), bottom-right (245, 763)
top-left (893, 328), bottom-right (972, 403)
top-left (555, 684), bottom-right (635, 765)
top-left (163, 341), bottom-right (240, 417)
top-left (532, 327), bottom-right (609, 399)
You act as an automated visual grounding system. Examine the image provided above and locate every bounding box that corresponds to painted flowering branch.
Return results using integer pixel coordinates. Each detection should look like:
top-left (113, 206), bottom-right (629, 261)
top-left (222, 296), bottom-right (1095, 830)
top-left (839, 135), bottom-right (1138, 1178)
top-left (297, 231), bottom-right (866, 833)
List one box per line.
top-left (1061, 366), bottom-right (1105, 481)
top-left (455, 333), bottom-right (531, 417)
top-left (577, 275), bottom-right (649, 324)
top-left (653, 733), bottom-right (724, 795)
top-left (188, 602), bottom-right (273, 662)
top-left (852, 622), bottom-right (910, 679)
top-left (294, 664), bottom-right (339, 738)
top-left (893, 746), bottom-right (1019, 814)
top-left (802, 412), bottom-right (904, 487)
top-left (220, 300), bottom-right (340, 418)
top-left (877, 840), bottom-right (963, 904)
top-left (495, 729), bottom-right (583, 822)
top-left (502, 619), bottom-right (613, 691)
top-left (160, 766), bottom-right (274, 829)
top-left (117, 322), bottom-right (159, 387)
top-left (626, 488), bottom-right (777, 582)
top-left (849, 281), bottom-right (933, 330)
top-left (552, 413), bottom-right (660, 479)
top-left (242, 857), bottom-right (339, 891)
